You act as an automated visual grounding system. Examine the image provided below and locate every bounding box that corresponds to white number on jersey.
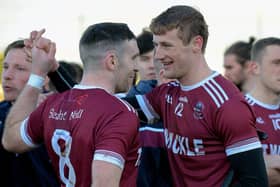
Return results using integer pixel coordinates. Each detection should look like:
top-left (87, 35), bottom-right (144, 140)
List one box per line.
top-left (135, 148), bottom-right (142, 166)
top-left (174, 102), bottom-right (184, 117)
top-left (51, 129), bottom-right (76, 187)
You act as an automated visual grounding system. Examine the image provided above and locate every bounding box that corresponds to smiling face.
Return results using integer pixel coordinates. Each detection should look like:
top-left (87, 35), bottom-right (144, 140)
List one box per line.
top-left (2, 48), bottom-right (32, 102)
top-left (153, 29), bottom-right (194, 82)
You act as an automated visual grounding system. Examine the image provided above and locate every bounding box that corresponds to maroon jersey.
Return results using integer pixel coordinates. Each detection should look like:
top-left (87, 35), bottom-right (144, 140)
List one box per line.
top-left (245, 94), bottom-right (280, 155)
top-left (20, 85), bottom-right (140, 187)
top-left (136, 72), bottom-right (261, 186)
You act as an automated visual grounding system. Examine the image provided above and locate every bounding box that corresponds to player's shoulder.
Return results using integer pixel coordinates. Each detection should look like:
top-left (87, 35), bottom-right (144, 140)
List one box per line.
top-left (213, 73), bottom-right (243, 96)
top-left (211, 73), bottom-right (240, 96)
top-left (114, 96), bottom-right (138, 114)
top-left (154, 80), bottom-right (180, 93)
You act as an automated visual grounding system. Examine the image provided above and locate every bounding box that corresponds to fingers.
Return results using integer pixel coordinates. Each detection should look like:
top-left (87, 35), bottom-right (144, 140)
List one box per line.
top-left (23, 47), bottom-right (32, 63)
top-left (25, 29), bottom-right (45, 48)
top-left (48, 42), bottom-right (56, 59)
top-left (36, 37), bottom-right (52, 52)
top-left (30, 31), bottom-right (37, 41)
top-left (27, 28), bottom-right (46, 49)
top-left (24, 38), bottom-right (33, 49)
top-left (48, 43), bottom-right (58, 72)
top-left (34, 29), bottom-right (46, 42)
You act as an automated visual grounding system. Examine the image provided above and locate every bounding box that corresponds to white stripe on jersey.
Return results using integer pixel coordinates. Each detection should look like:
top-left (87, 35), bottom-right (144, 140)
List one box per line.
top-left (139, 126), bottom-right (164, 133)
top-left (203, 79), bottom-right (229, 108)
top-left (94, 149), bottom-right (125, 169)
top-left (136, 95), bottom-right (160, 124)
top-left (116, 96), bottom-right (137, 114)
top-left (20, 117), bottom-right (39, 148)
top-left (245, 94), bottom-right (255, 106)
top-left (225, 137), bottom-right (262, 156)
top-left (202, 85), bottom-right (221, 108)
top-left (210, 79), bottom-right (229, 101)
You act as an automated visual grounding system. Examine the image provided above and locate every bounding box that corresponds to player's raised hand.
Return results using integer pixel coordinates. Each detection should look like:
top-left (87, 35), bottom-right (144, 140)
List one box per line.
top-left (28, 29), bottom-right (58, 77)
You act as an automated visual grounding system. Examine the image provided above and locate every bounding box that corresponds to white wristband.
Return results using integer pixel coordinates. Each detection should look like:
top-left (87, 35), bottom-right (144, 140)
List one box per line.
top-left (27, 74), bottom-right (45, 90)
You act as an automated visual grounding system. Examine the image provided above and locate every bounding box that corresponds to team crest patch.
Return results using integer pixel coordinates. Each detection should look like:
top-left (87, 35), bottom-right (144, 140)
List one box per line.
top-left (193, 101), bottom-right (204, 119)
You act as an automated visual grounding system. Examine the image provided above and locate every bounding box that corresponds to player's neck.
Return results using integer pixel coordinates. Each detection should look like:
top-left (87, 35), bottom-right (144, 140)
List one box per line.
top-left (241, 76), bottom-right (256, 94)
top-left (79, 75), bottom-right (114, 94)
top-left (179, 57), bottom-right (212, 86)
top-left (249, 84), bottom-right (280, 105)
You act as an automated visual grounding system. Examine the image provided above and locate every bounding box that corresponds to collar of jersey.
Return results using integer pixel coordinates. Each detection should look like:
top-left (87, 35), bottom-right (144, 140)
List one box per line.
top-left (245, 94), bottom-right (280, 110)
top-left (73, 84), bottom-right (106, 91)
top-left (180, 71), bottom-right (219, 91)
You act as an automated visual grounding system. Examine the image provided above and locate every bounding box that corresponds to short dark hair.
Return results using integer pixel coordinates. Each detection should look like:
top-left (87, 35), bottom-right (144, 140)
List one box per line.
top-left (79, 22), bottom-right (136, 67)
top-left (224, 37), bottom-right (255, 66)
top-left (137, 29), bottom-right (154, 55)
top-left (150, 5), bottom-right (209, 53)
top-left (251, 37), bottom-right (280, 62)
top-left (4, 40), bottom-right (25, 57)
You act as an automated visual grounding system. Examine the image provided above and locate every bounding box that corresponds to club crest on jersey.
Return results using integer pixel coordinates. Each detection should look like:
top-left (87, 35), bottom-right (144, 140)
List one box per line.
top-left (193, 101), bottom-right (204, 119)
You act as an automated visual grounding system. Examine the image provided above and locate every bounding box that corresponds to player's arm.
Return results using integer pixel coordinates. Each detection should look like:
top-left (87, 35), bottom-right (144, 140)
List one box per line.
top-left (91, 160), bottom-right (122, 187)
top-left (123, 96), bottom-right (148, 122)
top-left (218, 99), bottom-right (268, 186)
top-left (2, 29), bottom-right (56, 153)
top-left (227, 148), bottom-right (268, 187)
top-left (2, 85), bottom-right (41, 153)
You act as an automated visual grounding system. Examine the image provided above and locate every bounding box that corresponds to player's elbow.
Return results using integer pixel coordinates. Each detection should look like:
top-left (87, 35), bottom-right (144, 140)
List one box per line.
top-left (2, 136), bottom-right (14, 152)
top-left (2, 135), bottom-right (25, 153)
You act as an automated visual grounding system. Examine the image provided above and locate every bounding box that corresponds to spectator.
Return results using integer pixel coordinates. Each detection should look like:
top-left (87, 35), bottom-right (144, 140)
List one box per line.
top-left (59, 60), bottom-right (83, 83)
top-left (0, 39), bottom-right (59, 187)
top-left (223, 37), bottom-right (255, 92)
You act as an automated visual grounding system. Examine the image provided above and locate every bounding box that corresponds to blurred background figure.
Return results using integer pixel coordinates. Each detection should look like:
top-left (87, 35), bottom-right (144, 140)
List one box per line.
top-left (223, 37), bottom-right (255, 93)
top-left (127, 29), bottom-right (157, 96)
top-left (136, 28), bottom-right (157, 81)
top-left (47, 60), bottom-right (83, 92)
top-left (59, 60), bottom-right (83, 83)
top-left (0, 51), bottom-right (4, 101)
top-left (0, 39), bottom-right (59, 187)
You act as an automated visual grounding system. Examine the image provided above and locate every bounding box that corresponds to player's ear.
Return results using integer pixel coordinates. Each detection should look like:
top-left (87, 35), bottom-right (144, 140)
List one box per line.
top-left (104, 51), bottom-right (119, 71)
top-left (191, 35), bottom-right (203, 53)
top-left (251, 61), bottom-right (260, 75)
